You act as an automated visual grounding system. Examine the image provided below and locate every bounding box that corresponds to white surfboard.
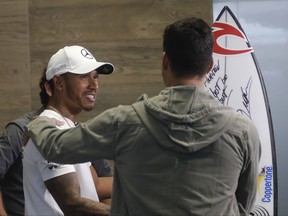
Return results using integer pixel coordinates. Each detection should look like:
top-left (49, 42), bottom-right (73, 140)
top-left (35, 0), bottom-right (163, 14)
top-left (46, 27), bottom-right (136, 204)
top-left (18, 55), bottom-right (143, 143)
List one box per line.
top-left (205, 6), bottom-right (277, 216)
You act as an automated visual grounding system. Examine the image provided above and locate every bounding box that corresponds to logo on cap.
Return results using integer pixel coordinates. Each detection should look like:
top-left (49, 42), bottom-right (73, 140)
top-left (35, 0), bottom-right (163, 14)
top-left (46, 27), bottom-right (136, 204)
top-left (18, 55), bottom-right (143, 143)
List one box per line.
top-left (81, 48), bottom-right (94, 59)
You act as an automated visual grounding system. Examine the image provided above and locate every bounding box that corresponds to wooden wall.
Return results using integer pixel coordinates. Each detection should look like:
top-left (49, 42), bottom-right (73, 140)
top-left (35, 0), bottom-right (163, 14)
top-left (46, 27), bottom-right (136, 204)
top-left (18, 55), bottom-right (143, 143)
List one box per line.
top-left (0, 0), bottom-right (212, 132)
top-left (0, 0), bottom-right (31, 131)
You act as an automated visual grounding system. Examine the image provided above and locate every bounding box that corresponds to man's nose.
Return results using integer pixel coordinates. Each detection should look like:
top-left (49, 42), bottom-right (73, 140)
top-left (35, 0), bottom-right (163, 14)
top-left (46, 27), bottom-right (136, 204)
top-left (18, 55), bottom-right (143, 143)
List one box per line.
top-left (88, 77), bottom-right (98, 89)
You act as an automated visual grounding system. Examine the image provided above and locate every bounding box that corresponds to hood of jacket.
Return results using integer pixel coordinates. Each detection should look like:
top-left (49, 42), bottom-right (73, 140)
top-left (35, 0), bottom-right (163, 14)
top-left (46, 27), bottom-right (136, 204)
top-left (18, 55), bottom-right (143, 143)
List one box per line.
top-left (132, 85), bottom-right (236, 153)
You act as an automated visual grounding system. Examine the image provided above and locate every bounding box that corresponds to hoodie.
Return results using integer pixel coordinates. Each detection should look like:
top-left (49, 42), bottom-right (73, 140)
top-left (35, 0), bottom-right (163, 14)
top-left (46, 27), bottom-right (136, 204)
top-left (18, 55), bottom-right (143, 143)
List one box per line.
top-left (27, 85), bottom-right (261, 216)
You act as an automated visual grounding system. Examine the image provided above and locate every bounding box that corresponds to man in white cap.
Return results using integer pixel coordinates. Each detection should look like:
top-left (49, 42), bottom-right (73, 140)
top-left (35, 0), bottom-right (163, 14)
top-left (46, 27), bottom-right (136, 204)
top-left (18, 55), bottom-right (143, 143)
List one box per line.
top-left (22, 45), bottom-right (113, 216)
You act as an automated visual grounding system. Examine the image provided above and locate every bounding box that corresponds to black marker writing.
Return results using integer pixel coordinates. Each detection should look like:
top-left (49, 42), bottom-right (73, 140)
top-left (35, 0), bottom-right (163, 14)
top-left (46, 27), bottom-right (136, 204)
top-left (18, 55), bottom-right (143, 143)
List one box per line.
top-left (237, 77), bottom-right (252, 119)
top-left (209, 72), bottom-right (232, 106)
top-left (205, 59), bottom-right (220, 85)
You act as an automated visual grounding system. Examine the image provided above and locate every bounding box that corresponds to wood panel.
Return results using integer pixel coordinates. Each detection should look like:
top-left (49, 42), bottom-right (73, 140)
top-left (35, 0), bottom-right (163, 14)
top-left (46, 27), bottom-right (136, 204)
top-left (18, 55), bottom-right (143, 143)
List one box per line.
top-left (29, 0), bottom-right (212, 122)
top-left (0, 0), bottom-right (30, 131)
top-left (0, 0), bottom-right (212, 132)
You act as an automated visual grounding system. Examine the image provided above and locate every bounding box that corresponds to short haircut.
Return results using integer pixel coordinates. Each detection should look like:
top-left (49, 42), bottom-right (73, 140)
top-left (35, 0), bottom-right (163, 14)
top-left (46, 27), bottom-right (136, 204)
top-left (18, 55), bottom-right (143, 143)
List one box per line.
top-left (163, 17), bottom-right (214, 78)
top-left (39, 66), bottom-right (54, 107)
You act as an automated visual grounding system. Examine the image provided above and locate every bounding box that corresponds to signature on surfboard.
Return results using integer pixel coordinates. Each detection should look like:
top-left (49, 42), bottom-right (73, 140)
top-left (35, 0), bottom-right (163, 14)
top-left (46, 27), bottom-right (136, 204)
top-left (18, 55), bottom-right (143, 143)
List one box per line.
top-left (205, 60), bottom-right (233, 106)
top-left (237, 77), bottom-right (252, 119)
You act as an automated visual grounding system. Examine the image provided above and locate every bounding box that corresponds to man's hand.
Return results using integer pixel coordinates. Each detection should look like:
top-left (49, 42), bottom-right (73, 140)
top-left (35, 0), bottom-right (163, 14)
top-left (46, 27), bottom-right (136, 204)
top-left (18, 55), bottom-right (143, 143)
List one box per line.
top-left (23, 117), bottom-right (64, 146)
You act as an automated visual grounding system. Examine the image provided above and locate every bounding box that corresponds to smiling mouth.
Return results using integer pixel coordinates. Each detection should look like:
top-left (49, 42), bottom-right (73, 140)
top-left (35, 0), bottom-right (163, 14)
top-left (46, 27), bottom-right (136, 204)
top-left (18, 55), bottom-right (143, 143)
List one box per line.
top-left (85, 94), bottom-right (96, 102)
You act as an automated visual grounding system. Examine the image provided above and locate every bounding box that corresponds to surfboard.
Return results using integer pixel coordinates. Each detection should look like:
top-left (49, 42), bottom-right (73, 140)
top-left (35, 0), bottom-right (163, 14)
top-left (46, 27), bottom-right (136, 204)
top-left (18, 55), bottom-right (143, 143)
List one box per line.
top-left (205, 6), bottom-right (277, 216)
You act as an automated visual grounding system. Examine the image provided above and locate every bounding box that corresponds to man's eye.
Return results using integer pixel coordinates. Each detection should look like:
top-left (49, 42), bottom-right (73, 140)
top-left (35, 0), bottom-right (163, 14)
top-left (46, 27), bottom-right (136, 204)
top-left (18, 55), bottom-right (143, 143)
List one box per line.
top-left (80, 75), bottom-right (89, 79)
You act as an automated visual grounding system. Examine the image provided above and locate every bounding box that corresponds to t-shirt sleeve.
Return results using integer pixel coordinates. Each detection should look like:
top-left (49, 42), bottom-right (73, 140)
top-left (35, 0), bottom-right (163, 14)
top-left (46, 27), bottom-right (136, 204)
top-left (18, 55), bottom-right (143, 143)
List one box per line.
top-left (23, 139), bottom-right (75, 182)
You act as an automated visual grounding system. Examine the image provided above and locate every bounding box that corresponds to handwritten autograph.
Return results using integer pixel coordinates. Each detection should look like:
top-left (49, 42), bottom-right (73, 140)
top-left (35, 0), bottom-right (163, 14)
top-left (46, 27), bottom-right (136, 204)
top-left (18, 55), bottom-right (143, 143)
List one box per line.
top-left (208, 70), bottom-right (232, 106)
top-left (205, 59), bottom-right (220, 85)
top-left (237, 77), bottom-right (252, 119)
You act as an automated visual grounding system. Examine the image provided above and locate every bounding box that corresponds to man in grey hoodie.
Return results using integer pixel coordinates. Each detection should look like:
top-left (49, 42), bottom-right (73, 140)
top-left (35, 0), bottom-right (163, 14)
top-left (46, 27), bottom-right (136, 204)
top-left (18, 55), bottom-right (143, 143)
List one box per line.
top-left (27, 17), bottom-right (261, 216)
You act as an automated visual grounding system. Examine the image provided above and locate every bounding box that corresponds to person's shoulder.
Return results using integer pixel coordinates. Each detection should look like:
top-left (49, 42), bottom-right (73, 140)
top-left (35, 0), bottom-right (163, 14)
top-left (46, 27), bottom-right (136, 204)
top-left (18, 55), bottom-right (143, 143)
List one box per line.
top-left (100, 104), bottom-right (136, 119)
top-left (228, 111), bottom-right (259, 139)
top-left (6, 108), bottom-right (44, 130)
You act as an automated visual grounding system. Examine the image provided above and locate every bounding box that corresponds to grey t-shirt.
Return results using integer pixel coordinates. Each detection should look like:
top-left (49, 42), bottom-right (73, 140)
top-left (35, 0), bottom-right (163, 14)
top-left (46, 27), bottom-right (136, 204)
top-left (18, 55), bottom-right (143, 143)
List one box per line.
top-left (0, 110), bottom-right (41, 216)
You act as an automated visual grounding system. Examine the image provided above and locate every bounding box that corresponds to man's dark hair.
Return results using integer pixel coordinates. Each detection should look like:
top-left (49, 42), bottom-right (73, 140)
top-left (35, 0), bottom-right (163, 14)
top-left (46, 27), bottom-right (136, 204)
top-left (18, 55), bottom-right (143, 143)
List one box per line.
top-left (163, 17), bottom-right (214, 77)
top-left (39, 66), bottom-right (54, 107)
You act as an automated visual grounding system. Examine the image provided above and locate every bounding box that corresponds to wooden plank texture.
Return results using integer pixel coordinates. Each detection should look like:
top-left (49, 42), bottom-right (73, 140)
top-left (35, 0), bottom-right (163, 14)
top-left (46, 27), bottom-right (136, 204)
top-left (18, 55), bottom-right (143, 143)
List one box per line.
top-left (0, 0), bottom-right (212, 133)
top-left (29, 0), bottom-right (212, 122)
top-left (0, 0), bottom-right (30, 131)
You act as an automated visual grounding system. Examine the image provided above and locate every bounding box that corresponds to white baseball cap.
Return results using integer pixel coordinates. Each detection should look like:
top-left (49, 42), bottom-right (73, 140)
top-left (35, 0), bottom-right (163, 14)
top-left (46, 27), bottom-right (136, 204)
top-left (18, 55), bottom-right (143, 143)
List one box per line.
top-left (46, 45), bottom-right (114, 80)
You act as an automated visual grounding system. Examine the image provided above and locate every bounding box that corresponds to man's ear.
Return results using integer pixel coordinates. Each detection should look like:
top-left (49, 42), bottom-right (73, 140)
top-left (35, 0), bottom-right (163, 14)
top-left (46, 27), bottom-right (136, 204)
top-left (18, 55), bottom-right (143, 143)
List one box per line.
top-left (162, 52), bottom-right (169, 71)
top-left (161, 52), bottom-right (173, 87)
top-left (53, 76), bottom-right (63, 92)
top-left (44, 81), bottom-right (52, 97)
top-left (207, 58), bottom-right (214, 74)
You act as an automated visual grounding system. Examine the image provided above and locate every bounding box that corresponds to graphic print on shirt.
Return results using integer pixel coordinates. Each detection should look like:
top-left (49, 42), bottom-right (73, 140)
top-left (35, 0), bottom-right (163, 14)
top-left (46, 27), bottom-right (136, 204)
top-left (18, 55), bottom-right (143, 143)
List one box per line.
top-left (47, 160), bottom-right (61, 170)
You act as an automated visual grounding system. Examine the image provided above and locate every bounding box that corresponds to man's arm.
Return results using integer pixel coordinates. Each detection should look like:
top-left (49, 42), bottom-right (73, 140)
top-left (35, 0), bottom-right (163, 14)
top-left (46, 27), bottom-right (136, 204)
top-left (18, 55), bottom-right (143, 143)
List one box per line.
top-left (0, 123), bottom-right (24, 179)
top-left (0, 123), bottom-right (25, 216)
top-left (90, 166), bottom-right (113, 205)
top-left (96, 177), bottom-right (113, 205)
top-left (0, 192), bottom-right (7, 216)
top-left (45, 172), bottom-right (110, 216)
top-left (27, 109), bottom-right (118, 164)
top-left (236, 124), bottom-right (261, 213)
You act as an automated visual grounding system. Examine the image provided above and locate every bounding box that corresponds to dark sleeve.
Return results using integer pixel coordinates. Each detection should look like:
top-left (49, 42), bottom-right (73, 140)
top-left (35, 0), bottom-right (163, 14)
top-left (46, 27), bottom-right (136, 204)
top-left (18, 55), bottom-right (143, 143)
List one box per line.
top-left (91, 159), bottom-right (113, 177)
top-left (0, 123), bottom-right (24, 181)
top-left (236, 126), bottom-right (261, 214)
